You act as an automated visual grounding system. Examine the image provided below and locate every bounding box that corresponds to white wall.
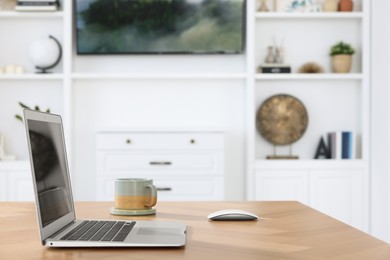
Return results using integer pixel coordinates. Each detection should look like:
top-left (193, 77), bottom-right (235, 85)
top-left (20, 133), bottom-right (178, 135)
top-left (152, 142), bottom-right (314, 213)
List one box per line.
top-left (370, 0), bottom-right (390, 243)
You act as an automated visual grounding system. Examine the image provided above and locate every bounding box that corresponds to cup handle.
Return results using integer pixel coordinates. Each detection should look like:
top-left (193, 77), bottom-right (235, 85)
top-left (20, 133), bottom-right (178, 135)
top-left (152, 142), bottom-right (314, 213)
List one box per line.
top-left (145, 184), bottom-right (157, 207)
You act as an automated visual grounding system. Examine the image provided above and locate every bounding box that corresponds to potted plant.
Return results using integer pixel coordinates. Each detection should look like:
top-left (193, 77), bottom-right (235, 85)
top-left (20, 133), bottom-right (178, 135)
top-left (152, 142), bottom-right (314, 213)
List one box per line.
top-left (330, 41), bottom-right (355, 73)
top-left (15, 102), bottom-right (50, 122)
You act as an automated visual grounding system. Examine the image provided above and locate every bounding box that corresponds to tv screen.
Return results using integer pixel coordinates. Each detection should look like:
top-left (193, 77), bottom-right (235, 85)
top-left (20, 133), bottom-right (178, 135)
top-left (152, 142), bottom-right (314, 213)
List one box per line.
top-left (75, 0), bottom-right (246, 54)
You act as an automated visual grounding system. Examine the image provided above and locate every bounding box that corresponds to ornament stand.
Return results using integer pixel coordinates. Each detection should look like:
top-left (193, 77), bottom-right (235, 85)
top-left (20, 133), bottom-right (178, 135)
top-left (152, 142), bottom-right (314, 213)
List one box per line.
top-left (266, 145), bottom-right (299, 159)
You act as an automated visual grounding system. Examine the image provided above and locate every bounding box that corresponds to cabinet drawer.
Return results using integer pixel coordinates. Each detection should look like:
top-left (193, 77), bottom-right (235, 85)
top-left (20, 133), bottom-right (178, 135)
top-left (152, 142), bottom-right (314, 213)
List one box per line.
top-left (96, 176), bottom-right (224, 201)
top-left (98, 151), bottom-right (223, 176)
top-left (97, 133), bottom-right (224, 150)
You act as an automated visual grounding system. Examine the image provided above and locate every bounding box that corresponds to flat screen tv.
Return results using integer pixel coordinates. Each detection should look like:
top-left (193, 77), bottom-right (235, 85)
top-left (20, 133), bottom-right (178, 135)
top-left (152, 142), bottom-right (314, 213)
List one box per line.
top-left (75, 0), bottom-right (246, 54)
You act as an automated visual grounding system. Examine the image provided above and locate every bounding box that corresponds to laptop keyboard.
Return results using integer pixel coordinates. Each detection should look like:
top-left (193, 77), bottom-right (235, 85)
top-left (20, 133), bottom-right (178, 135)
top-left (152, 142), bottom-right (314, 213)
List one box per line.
top-left (60, 221), bottom-right (136, 242)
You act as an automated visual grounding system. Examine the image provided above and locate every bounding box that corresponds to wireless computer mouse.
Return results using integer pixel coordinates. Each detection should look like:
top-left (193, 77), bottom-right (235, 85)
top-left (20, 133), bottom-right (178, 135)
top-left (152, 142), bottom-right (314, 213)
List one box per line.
top-left (207, 209), bottom-right (259, 221)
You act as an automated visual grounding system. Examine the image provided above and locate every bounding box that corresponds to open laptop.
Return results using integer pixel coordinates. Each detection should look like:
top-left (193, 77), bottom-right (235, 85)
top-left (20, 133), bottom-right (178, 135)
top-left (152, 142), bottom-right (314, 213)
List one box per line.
top-left (23, 109), bottom-right (186, 247)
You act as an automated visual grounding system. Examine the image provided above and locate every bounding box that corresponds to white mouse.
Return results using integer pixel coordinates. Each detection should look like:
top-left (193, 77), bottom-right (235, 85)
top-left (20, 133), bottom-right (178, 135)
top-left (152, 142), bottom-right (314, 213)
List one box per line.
top-left (207, 209), bottom-right (259, 221)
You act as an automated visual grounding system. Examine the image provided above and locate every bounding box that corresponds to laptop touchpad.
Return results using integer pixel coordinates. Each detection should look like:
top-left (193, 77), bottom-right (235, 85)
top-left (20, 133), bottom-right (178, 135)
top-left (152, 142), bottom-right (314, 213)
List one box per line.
top-left (138, 228), bottom-right (181, 236)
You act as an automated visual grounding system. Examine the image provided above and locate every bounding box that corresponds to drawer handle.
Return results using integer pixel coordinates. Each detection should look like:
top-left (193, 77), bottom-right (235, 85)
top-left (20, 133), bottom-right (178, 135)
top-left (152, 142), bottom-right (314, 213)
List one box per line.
top-left (150, 161), bottom-right (172, 165)
top-left (190, 139), bottom-right (196, 144)
top-left (126, 139), bottom-right (131, 144)
top-left (157, 187), bottom-right (172, 191)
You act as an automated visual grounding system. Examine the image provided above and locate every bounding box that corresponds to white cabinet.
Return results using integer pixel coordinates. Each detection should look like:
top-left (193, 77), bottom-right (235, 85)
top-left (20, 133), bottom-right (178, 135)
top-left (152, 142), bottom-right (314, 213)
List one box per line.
top-left (255, 170), bottom-right (308, 204)
top-left (247, 0), bottom-right (370, 232)
top-left (254, 160), bottom-right (367, 230)
top-left (96, 130), bottom-right (225, 201)
top-left (0, 161), bottom-right (34, 201)
top-left (309, 169), bottom-right (364, 229)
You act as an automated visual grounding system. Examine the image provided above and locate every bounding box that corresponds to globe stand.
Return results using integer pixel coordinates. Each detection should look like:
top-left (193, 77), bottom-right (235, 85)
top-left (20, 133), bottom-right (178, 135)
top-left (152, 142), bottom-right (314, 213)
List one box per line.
top-left (266, 145), bottom-right (299, 159)
top-left (32, 35), bottom-right (62, 74)
top-left (35, 67), bottom-right (54, 74)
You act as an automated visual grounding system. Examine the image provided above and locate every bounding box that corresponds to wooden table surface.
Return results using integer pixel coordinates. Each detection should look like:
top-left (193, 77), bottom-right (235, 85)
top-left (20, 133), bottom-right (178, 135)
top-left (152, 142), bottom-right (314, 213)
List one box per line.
top-left (0, 201), bottom-right (389, 259)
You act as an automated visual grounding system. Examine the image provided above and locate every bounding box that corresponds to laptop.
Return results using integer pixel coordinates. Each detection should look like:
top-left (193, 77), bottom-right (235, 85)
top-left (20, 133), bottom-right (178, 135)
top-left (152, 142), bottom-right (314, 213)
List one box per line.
top-left (23, 109), bottom-right (186, 247)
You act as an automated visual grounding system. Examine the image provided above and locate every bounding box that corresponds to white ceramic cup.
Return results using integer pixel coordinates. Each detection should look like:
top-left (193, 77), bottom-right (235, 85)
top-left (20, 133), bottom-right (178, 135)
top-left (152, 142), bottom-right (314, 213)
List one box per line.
top-left (114, 178), bottom-right (157, 210)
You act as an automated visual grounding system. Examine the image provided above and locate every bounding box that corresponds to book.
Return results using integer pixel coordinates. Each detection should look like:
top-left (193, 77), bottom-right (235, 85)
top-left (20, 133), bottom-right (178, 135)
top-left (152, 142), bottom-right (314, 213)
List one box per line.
top-left (327, 132), bottom-right (335, 159)
top-left (257, 64), bottom-right (291, 74)
top-left (327, 132), bottom-right (341, 159)
top-left (341, 132), bottom-right (350, 159)
top-left (15, 0), bottom-right (59, 11)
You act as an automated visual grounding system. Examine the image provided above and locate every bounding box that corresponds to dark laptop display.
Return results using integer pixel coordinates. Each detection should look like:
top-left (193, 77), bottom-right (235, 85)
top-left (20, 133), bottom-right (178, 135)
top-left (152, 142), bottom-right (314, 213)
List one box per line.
top-left (27, 119), bottom-right (73, 227)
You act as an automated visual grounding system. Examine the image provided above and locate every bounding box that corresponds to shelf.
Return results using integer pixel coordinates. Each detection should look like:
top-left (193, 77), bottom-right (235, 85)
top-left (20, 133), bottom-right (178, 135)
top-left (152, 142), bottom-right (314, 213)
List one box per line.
top-left (0, 74), bottom-right (64, 80)
top-left (255, 12), bottom-right (363, 19)
top-left (97, 126), bottom-right (225, 133)
top-left (0, 10), bottom-right (63, 18)
top-left (255, 73), bottom-right (363, 80)
top-left (71, 73), bottom-right (247, 80)
top-left (255, 159), bottom-right (367, 169)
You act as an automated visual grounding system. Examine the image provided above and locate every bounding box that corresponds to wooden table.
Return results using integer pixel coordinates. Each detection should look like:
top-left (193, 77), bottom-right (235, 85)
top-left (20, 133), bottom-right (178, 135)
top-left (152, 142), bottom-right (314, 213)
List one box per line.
top-left (0, 201), bottom-right (389, 259)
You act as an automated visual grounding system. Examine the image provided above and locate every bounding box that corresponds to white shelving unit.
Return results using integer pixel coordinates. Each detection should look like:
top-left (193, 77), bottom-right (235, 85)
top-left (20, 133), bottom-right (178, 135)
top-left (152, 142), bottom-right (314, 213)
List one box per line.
top-left (0, 0), bottom-right (68, 198)
top-left (0, 0), bottom-right (371, 230)
top-left (247, 0), bottom-right (370, 231)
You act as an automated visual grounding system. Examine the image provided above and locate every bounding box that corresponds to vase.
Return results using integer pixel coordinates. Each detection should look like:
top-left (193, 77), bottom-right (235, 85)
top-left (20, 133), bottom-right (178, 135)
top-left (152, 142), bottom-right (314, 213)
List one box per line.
top-left (258, 0), bottom-right (269, 12)
top-left (332, 54), bottom-right (352, 73)
top-left (322, 0), bottom-right (338, 12)
top-left (265, 46), bottom-right (275, 63)
top-left (339, 0), bottom-right (353, 12)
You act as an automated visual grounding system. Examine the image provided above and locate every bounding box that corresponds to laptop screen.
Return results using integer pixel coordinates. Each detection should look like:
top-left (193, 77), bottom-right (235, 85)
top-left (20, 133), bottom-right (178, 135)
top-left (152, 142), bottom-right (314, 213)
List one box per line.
top-left (27, 119), bottom-right (74, 228)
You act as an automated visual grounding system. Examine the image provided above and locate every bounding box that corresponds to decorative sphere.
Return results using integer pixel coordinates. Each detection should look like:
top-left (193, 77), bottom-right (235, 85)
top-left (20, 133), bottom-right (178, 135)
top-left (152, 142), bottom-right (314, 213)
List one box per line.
top-left (29, 37), bottom-right (61, 68)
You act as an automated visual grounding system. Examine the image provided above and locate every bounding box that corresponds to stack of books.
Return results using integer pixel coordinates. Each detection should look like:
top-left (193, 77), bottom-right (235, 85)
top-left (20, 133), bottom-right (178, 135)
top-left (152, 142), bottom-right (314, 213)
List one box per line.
top-left (15, 0), bottom-right (60, 11)
top-left (327, 131), bottom-right (355, 159)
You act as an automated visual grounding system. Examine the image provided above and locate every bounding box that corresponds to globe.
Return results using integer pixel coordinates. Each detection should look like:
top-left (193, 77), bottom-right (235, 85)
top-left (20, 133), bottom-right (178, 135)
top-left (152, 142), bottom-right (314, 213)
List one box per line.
top-left (29, 35), bottom-right (62, 73)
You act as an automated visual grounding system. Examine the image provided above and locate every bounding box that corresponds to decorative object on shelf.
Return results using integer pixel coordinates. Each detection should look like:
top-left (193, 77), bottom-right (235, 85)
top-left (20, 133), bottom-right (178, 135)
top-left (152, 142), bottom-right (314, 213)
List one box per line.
top-left (256, 94), bottom-right (308, 159)
top-left (273, 36), bottom-right (285, 64)
top-left (329, 41), bottom-right (355, 73)
top-left (265, 46), bottom-right (276, 63)
top-left (298, 62), bottom-right (324, 73)
top-left (257, 64), bottom-right (291, 73)
top-left (0, 133), bottom-right (16, 161)
top-left (322, 0), bottom-right (338, 12)
top-left (258, 0), bottom-right (270, 11)
top-left (276, 0), bottom-right (321, 12)
top-left (15, 102), bottom-right (50, 122)
top-left (314, 136), bottom-right (330, 159)
top-left (338, 0), bottom-right (353, 12)
top-left (258, 37), bottom-right (291, 73)
top-left (15, 0), bottom-right (60, 11)
top-left (0, 0), bottom-right (16, 10)
top-left (28, 35), bottom-right (62, 74)
top-left (0, 65), bottom-right (25, 75)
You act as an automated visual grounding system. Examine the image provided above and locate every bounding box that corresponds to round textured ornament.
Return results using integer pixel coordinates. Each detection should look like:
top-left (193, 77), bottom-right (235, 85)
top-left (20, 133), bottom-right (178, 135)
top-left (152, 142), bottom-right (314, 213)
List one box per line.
top-left (256, 94), bottom-right (308, 146)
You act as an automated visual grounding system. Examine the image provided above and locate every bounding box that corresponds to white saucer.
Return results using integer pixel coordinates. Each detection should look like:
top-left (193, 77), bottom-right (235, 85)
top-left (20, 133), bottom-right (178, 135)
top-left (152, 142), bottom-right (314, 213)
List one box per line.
top-left (110, 207), bottom-right (156, 216)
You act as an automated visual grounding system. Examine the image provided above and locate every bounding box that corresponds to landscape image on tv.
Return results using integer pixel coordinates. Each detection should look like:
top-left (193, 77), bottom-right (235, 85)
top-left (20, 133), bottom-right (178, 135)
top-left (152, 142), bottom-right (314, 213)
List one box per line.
top-left (76, 0), bottom-right (245, 54)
